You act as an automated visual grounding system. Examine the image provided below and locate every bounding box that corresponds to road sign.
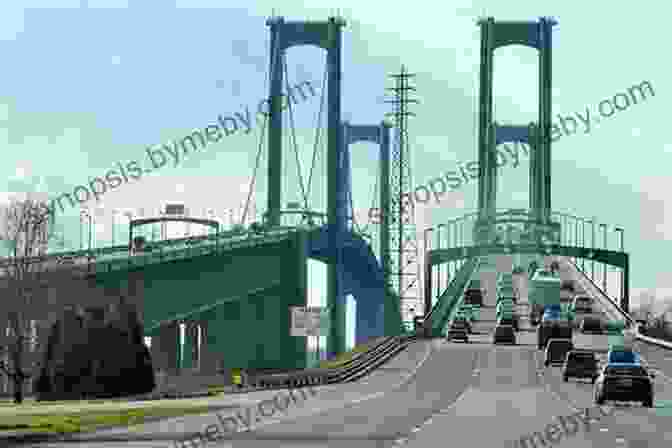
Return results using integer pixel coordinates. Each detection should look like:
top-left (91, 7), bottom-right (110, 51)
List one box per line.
top-left (290, 306), bottom-right (324, 336)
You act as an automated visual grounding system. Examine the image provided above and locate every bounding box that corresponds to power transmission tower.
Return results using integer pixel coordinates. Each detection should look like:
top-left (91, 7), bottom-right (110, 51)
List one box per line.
top-left (385, 65), bottom-right (421, 321)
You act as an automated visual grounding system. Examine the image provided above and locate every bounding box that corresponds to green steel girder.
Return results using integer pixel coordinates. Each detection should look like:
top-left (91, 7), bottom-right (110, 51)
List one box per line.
top-left (426, 243), bottom-right (629, 312)
top-left (428, 244), bottom-right (626, 267)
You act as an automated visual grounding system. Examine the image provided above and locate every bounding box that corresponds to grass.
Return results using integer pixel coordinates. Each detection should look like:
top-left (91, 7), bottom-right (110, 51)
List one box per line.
top-left (0, 404), bottom-right (221, 435)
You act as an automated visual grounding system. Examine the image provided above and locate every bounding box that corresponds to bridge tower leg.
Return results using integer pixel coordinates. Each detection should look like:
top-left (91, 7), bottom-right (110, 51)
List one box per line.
top-left (266, 16), bottom-right (346, 356)
top-left (342, 121), bottom-right (397, 342)
top-left (475, 17), bottom-right (557, 243)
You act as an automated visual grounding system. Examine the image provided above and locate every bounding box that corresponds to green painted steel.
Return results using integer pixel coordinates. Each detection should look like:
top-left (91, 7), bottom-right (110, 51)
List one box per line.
top-left (92, 230), bottom-right (309, 369)
top-left (428, 258), bottom-right (480, 337)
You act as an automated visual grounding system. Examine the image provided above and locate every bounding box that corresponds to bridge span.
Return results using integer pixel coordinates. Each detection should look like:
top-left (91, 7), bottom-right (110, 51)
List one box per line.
top-left (45, 254), bottom-right (672, 447)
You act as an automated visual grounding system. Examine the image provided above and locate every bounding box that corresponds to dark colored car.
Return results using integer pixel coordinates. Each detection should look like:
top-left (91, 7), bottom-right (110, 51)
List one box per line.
top-left (464, 289), bottom-right (483, 306)
top-left (538, 319), bottom-right (572, 350)
top-left (453, 316), bottom-right (472, 334)
top-left (497, 314), bottom-right (519, 332)
top-left (562, 350), bottom-right (599, 383)
top-left (580, 316), bottom-right (604, 334)
top-left (560, 280), bottom-right (574, 291)
top-left (544, 338), bottom-right (574, 366)
top-left (493, 324), bottom-right (516, 345)
top-left (572, 296), bottom-right (593, 313)
top-left (594, 364), bottom-right (654, 407)
top-left (447, 321), bottom-right (469, 343)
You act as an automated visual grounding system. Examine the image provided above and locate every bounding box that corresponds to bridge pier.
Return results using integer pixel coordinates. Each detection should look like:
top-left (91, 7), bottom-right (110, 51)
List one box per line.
top-left (150, 321), bottom-right (180, 375)
top-left (181, 321), bottom-right (199, 370)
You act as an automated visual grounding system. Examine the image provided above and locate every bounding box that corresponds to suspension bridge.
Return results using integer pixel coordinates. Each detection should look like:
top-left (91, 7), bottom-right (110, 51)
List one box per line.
top-left (3, 15), bottom-right (636, 385)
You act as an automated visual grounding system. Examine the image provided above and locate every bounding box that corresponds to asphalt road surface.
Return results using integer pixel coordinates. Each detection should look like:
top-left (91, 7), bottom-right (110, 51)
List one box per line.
top-left (21, 255), bottom-right (672, 447)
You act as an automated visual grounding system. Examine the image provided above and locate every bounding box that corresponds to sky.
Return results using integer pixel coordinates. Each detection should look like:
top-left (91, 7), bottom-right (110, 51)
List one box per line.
top-left (0, 1), bottom-right (669, 314)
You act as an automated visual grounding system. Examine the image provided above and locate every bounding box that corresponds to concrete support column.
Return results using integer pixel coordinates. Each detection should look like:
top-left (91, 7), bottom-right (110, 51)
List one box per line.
top-left (182, 321), bottom-right (199, 370)
top-left (197, 318), bottom-right (218, 374)
top-left (150, 321), bottom-right (179, 374)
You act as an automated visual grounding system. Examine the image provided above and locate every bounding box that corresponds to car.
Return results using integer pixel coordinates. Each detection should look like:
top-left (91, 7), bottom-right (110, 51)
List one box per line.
top-left (562, 350), bottom-right (599, 383)
top-left (453, 316), bottom-right (472, 334)
top-left (560, 280), bottom-right (574, 291)
top-left (544, 338), bottom-right (574, 366)
top-left (497, 314), bottom-right (519, 332)
top-left (538, 322), bottom-right (572, 350)
top-left (572, 295), bottom-right (593, 313)
top-left (493, 324), bottom-right (516, 345)
top-left (607, 348), bottom-right (640, 365)
top-left (56, 256), bottom-right (76, 265)
top-left (464, 289), bottom-right (483, 306)
top-left (594, 363), bottom-right (654, 407)
top-left (447, 321), bottom-right (469, 343)
top-left (580, 316), bottom-right (604, 334)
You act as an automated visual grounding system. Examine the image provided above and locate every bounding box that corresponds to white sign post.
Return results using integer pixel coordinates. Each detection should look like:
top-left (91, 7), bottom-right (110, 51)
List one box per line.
top-left (290, 306), bottom-right (324, 337)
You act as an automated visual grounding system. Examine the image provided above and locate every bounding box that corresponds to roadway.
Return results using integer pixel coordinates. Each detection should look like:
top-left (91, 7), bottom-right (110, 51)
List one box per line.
top-left (23, 255), bottom-right (672, 447)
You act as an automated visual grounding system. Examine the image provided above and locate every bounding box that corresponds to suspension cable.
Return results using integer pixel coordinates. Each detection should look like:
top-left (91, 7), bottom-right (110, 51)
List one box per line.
top-left (283, 59), bottom-right (310, 212)
top-left (305, 66), bottom-right (328, 205)
top-left (240, 32), bottom-right (281, 226)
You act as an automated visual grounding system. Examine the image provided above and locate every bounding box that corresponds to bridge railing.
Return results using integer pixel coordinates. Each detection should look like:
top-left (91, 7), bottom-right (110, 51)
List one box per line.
top-left (569, 258), bottom-right (672, 350)
top-left (0, 225), bottom-right (301, 269)
top-left (88, 228), bottom-right (298, 274)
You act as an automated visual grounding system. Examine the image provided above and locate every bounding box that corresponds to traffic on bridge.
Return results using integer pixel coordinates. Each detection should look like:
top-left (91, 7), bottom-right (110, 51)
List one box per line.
top-left (0, 6), bottom-right (668, 448)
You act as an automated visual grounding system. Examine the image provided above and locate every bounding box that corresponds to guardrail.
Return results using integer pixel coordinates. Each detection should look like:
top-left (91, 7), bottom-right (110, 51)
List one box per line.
top-left (248, 258), bottom-right (482, 392)
top-left (568, 258), bottom-right (672, 350)
top-left (568, 259), bottom-right (633, 327)
top-left (246, 335), bottom-right (410, 390)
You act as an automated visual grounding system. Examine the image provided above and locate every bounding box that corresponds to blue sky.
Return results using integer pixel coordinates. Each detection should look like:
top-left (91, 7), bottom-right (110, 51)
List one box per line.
top-left (0, 1), bottom-right (670, 312)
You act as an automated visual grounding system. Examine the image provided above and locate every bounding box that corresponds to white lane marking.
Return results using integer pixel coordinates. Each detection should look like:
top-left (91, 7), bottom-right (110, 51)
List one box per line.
top-left (599, 427), bottom-right (608, 432)
top-left (214, 339), bottom-right (437, 431)
top-left (534, 348), bottom-right (582, 412)
top-left (615, 437), bottom-right (626, 443)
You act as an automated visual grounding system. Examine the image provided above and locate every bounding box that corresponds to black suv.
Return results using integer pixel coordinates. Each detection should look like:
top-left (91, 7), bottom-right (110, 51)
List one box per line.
top-left (447, 320), bottom-right (469, 343)
top-left (464, 289), bottom-right (483, 307)
top-left (544, 339), bottom-right (574, 366)
top-left (580, 316), bottom-right (604, 334)
top-left (594, 364), bottom-right (654, 407)
top-left (562, 350), bottom-right (599, 383)
top-left (493, 324), bottom-right (516, 345)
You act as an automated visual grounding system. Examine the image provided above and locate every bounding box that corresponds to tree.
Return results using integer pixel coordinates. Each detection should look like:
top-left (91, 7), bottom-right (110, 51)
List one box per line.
top-left (0, 193), bottom-right (54, 403)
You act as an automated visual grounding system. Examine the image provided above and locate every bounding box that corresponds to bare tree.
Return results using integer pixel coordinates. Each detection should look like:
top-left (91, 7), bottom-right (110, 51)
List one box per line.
top-left (0, 193), bottom-right (54, 403)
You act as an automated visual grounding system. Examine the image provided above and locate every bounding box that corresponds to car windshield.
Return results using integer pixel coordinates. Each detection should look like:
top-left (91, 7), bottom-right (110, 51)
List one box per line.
top-left (605, 366), bottom-right (646, 376)
top-left (569, 352), bottom-right (595, 362)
